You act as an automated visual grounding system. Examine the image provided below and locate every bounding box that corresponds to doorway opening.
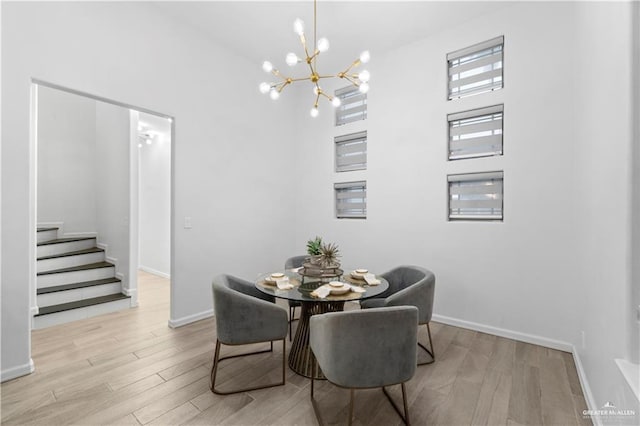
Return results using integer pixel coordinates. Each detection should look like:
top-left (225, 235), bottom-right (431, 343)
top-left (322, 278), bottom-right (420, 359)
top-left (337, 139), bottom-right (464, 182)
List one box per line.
top-left (32, 80), bottom-right (173, 329)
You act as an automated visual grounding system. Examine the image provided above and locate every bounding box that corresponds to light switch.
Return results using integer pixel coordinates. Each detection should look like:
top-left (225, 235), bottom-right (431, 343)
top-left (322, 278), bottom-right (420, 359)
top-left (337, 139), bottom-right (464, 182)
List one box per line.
top-left (184, 216), bottom-right (192, 229)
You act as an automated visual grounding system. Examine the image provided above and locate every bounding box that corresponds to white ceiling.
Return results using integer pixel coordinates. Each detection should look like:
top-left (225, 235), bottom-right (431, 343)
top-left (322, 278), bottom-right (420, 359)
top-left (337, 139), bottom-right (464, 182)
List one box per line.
top-left (153, 1), bottom-right (512, 69)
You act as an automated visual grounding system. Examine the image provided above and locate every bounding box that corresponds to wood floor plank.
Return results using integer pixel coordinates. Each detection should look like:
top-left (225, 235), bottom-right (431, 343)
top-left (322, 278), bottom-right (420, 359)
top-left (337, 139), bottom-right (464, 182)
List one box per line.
top-left (0, 271), bottom-right (590, 425)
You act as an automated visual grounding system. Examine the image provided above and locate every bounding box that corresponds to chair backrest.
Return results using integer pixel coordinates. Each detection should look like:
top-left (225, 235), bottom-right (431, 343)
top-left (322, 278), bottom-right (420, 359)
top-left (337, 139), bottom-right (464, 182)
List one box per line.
top-left (285, 255), bottom-right (307, 269)
top-left (382, 265), bottom-right (435, 324)
top-left (212, 274), bottom-right (285, 345)
top-left (310, 306), bottom-right (418, 389)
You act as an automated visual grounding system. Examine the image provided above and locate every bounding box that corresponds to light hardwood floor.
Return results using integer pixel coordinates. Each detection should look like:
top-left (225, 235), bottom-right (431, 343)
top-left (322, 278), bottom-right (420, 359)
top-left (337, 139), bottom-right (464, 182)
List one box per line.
top-left (1, 271), bottom-right (590, 425)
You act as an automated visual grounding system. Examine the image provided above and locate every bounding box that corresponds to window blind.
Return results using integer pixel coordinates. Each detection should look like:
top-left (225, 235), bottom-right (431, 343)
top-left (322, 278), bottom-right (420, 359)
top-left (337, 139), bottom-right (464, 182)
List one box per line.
top-left (448, 36), bottom-right (504, 100)
top-left (335, 86), bottom-right (367, 126)
top-left (335, 131), bottom-right (367, 172)
top-left (448, 171), bottom-right (503, 220)
top-left (335, 181), bottom-right (367, 219)
top-left (448, 105), bottom-right (503, 160)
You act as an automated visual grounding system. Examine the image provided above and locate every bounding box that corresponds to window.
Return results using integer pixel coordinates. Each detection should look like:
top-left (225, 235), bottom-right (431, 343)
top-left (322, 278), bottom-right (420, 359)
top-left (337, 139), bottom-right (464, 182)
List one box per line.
top-left (335, 131), bottom-right (367, 172)
top-left (448, 36), bottom-right (504, 100)
top-left (448, 171), bottom-right (503, 220)
top-left (448, 105), bottom-right (503, 160)
top-left (335, 86), bottom-right (367, 126)
top-left (335, 181), bottom-right (367, 219)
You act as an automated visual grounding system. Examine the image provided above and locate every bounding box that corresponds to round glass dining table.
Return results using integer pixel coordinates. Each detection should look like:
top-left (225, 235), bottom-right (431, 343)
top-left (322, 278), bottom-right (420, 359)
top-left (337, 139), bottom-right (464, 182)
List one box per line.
top-left (255, 269), bottom-right (389, 379)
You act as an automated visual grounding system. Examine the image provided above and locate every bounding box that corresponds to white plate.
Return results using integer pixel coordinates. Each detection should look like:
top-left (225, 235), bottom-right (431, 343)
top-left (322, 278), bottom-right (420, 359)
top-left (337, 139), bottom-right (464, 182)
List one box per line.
top-left (355, 269), bottom-right (368, 274)
top-left (350, 286), bottom-right (366, 294)
top-left (271, 272), bottom-right (285, 279)
top-left (329, 284), bottom-right (351, 295)
top-left (329, 281), bottom-right (343, 288)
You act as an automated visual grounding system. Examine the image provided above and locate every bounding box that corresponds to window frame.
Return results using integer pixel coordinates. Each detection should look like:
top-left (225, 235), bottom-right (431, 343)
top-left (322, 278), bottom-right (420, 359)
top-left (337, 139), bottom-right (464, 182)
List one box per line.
top-left (334, 180), bottom-right (367, 219)
top-left (335, 131), bottom-right (367, 172)
top-left (447, 171), bottom-right (504, 221)
top-left (335, 86), bottom-right (367, 126)
top-left (448, 104), bottom-right (504, 161)
top-left (447, 36), bottom-right (504, 100)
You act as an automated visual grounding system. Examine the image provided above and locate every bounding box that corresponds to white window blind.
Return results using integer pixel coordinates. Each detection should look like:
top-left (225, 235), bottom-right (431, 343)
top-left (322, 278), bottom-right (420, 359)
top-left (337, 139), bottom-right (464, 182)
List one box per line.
top-left (335, 181), bottom-right (367, 219)
top-left (448, 171), bottom-right (503, 220)
top-left (448, 105), bottom-right (503, 160)
top-left (448, 36), bottom-right (503, 100)
top-left (335, 86), bottom-right (367, 126)
top-left (335, 131), bottom-right (367, 172)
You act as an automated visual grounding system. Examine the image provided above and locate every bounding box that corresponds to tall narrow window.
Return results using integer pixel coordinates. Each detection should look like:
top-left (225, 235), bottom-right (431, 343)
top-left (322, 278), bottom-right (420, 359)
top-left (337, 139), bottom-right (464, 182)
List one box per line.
top-left (448, 172), bottom-right (503, 220)
top-left (448, 105), bottom-right (503, 160)
top-left (335, 131), bottom-right (367, 172)
top-left (335, 86), bottom-right (367, 126)
top-left (448, 36), bottom-right (504, 100)
top-left (335, 181), bottom-right (367, 219)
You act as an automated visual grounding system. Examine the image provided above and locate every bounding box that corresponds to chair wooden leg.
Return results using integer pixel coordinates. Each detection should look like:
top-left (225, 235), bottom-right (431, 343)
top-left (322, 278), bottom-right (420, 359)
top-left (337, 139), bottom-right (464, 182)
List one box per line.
top-left (418, 322), bottom-right (435, 365)
top-left (210, 338), bottom-right (286, 395)
top-left (310, 361), bottom-right (324, 426)
top-left (383, 383), bottom-right (411, 425)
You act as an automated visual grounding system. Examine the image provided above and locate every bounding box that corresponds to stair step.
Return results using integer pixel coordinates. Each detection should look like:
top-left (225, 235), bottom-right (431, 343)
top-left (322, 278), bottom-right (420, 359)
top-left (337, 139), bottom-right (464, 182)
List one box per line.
top-left (36, 293), bottom-right (130, 316)
top-left (37, 227), bottom-right (60, 244)
top-left (33, 293), bottom-right (131, 329)
top-left (37, 277), bottom-right (121, 295)
top-left (38, 247), bottom-right (104, 261)
top-left (37, 280), bottom-right (123, 307)
top-left (37, 261), bottom-right (113, 276)
top-left (37, 237), bottom-right (96, 257)
top-left (37, 262), bottom-right (115, 288)
top-left (37, 247), bottom-right (106, 273)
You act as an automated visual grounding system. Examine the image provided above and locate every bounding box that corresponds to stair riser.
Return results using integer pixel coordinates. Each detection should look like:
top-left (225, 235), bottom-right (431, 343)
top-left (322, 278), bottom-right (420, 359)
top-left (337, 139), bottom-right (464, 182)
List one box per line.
top-left (37, 282), bottom-right (122, 307)
top-left (38, 267), bottom-right (116, 288)
top-left (37, 230), bottom-right (58, 244)
top-left (33, 297), bottom-right (131, 329)
top-left (37, 251), bottom-right (105, 273)
top-left (37, 239), bottom-right (96, 258)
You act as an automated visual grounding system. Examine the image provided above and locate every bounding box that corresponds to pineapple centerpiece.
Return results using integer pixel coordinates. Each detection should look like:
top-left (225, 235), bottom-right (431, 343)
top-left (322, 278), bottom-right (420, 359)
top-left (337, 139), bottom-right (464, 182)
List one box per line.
top-left (300, 237), bottom-right (343, 287)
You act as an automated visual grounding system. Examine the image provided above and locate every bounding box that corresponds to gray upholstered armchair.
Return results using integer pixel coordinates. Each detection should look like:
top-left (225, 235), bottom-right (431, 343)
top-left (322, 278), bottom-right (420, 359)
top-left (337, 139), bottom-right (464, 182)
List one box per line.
top-left (285, 255), bottom-right (307, 341)
top-left (309, 306), bottom-right (418, 425)
top-left (360, 265), bottom-right (436, 365)
top-left (210, 274), bottom-right (288, 394)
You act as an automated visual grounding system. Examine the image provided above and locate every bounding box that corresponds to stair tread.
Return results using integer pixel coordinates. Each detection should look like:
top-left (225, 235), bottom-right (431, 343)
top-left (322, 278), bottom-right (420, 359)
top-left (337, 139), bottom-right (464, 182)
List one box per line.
top-left (37, 227), bottom-right (59, 232)
top-left (37, 277), bottom-right (122, 295)
top-left (37, 261), bottom-right (114, 276)
top-left (38, 247), bottom-right (104, 261)
top-left (38, 237), bottom-right (95, 247)
top-left (35, 293), bottom-right (130, 316)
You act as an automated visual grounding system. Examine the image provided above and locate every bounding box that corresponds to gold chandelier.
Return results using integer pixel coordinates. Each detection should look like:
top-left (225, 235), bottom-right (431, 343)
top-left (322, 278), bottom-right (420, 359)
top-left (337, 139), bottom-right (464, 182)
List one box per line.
top-left (259, 0), bottom-right (370, 118)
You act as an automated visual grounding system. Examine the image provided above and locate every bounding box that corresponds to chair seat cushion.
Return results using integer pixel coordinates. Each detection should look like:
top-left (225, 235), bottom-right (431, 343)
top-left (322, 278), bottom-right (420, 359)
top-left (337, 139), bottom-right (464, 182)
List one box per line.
top-left (359, 298), bottom-right (386, 309)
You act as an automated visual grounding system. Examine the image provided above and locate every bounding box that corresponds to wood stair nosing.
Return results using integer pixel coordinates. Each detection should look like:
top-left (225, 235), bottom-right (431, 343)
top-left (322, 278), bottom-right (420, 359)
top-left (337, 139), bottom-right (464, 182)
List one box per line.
top-left (37, 261), bottom-right (114, 276)
top-left (35, 293), bottom-right (130, 317)
top-left (37, 236), bottom-right (96, 247)
top-left (37, 247), bottom-right (104, 261)
top-left (37, 277), bottom-right (122, 295)
top-left (37, 227), bottom-right (59, 232)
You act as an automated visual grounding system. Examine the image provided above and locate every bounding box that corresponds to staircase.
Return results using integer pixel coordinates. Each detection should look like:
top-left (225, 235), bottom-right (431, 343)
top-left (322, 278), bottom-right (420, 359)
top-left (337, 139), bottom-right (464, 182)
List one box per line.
top-left (34, 227), bottom-right (131, 329)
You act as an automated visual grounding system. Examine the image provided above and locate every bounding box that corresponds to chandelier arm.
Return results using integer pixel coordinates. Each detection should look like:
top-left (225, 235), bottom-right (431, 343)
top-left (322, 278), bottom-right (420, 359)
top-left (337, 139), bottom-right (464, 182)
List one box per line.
top-left (341, 59), bottom-right (362, 76)
top-left (289, 76), bottom-right (313, 83)
top-left (313, 92), bottom-right (321, 108)
top-left (342, 75), bottom-right (360, 87)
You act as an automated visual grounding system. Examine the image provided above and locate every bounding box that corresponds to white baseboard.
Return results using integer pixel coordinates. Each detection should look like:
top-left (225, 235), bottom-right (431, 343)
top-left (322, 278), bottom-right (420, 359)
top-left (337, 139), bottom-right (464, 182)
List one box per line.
top-left (30, 305), bottom-right (39, 316)
top-left (432, 313), bottom-right (574, 352)
top-left (574, 348), bottom-right (600, 426)
top-left (138, 265), bottom-right (170, 279)
top-left (168, 309), bottom-right (213, 329)
top-left (1, 358), bottom-right (35, 383)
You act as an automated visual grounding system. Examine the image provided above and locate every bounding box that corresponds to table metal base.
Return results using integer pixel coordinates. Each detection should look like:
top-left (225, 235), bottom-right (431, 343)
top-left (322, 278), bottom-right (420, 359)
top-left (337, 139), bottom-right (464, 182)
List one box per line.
top-left (288, 300), bottom-right (345, 379)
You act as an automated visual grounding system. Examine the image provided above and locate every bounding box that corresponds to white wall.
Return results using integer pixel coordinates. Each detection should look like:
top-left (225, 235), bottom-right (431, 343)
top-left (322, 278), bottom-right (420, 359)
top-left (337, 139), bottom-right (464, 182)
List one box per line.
top-left (293, 1), bottom-right (638, 421)
top-left (1, 1), bottom-right (296, 381)
top-left (138, 114), bottom-right (171, 277)
top-left (37, 85), bottom-right (97, 233)
top-left (95, 102), bottom-right (131, 289)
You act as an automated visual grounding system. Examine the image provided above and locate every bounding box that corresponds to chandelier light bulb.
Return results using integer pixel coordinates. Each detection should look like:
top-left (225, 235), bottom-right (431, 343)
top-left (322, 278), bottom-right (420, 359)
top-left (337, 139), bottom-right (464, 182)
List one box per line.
top-left (313, 86), bottom-right (320, 95)
top-left (358, 82), bottom-right (370, 94)
top-left (317, 37), bottom-right (330, 53)
top-left (358, 70), bottom-right (370, 83)
top-left (359, 50), bottom-right (370, 64)
top-left (259, 82), bottom-right (271, 94)
top-left (293, 18), bottom-right (305, 36)
top-left (310, 107), bottom-right (319, 118)
top-left (332, 97), bottom-right (341, 107)
top-left (146, 138), bottom-right (152, 145)
top-left (270, 89), bottom-right (280, 100)
top-left (262, 61), bottom-right (273, 73)
top-left (285, 52), bottom-right (299, 67)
